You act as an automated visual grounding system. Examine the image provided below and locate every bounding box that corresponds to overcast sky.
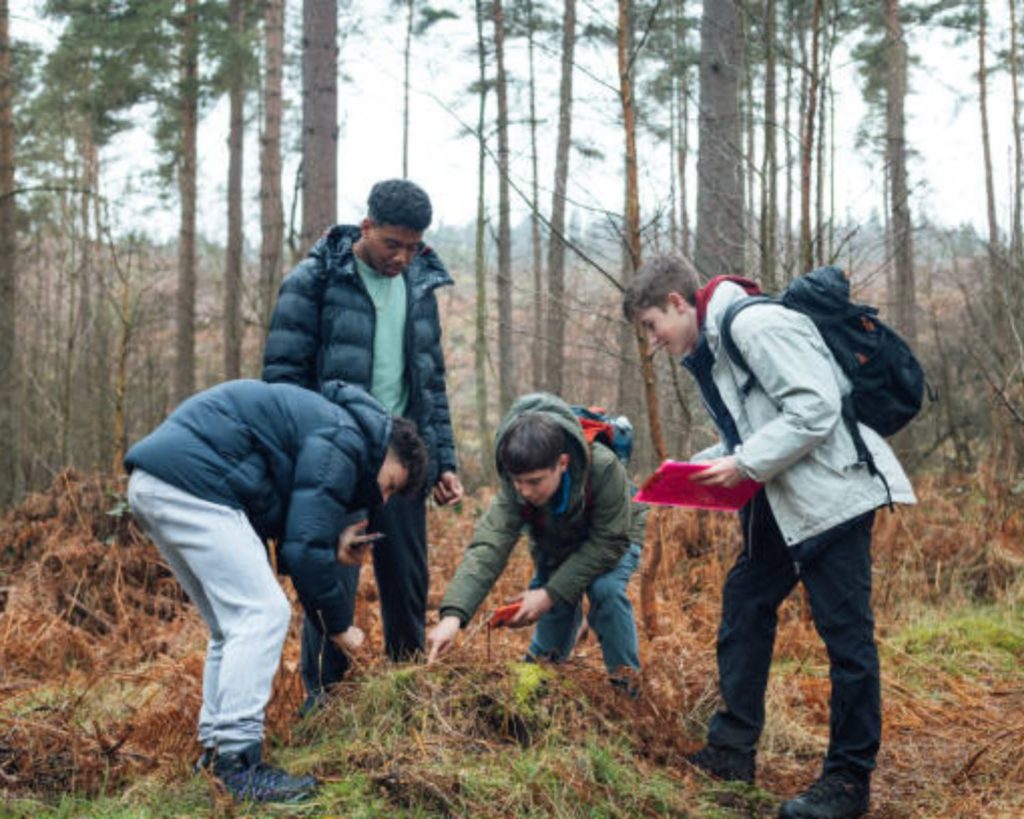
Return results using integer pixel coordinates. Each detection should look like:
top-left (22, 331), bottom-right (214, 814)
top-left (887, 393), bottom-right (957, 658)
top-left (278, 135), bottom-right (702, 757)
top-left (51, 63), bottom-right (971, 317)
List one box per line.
top-left (9, 2), bottom-right (1016, 250)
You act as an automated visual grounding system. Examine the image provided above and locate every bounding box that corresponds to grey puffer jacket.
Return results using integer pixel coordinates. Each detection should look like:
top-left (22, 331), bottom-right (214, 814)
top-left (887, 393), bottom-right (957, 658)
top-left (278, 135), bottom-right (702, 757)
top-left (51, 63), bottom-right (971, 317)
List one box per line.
top-left (262, 224), bottom-right (456, 488)
top-left (692, 281), bottom-right (915, 545)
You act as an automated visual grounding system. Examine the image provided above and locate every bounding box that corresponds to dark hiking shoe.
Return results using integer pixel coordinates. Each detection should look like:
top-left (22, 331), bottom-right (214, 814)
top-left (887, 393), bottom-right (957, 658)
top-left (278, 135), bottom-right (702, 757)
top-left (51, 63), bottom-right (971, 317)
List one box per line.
top-left (778, 770), bottom-right (870, 819)
top-left (687, 743), bottom-right (756, 784)
top-left (213, 742), bottom-right (317, 803)
top-left (193, 747), bottom-right (215, 774)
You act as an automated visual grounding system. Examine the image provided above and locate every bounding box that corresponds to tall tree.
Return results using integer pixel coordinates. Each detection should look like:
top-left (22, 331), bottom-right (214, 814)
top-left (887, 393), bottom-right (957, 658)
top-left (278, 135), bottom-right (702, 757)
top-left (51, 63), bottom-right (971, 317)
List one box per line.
top-left (473, 0), bottom-right (493, 480)
top-left (799, 0), bottom-right (821, 274)
top-left (0, 0), bottom-right (15, 505)
top-left (301, 0), bottom-right (337, 255)
top-left (617, 0), bottom-right (664, 464)
top-left (260, 0), bottom-right (285, 338)
top-left (493, 0), bottom-right (514, 412)
top-left (402, 0), bottom-right (415, 177)
top-left (695, 0), bottom-right (744, 278)
top-left (525, 0), bottom-right (545, 389)
top-left (1011, 0), bottom-right (1023, 264)
top-left (223, 0), bottom-right (247, 379)
top-left (544, 0), bottom-right (575, 395)
top-left (398, 3), bottom-right (457, 179)
top-left (175, 0), bottom-right (198, 402)
top-left (885, 0), bottom-right (915, 345)
top-left (760, 0), bottom-right (778, 289)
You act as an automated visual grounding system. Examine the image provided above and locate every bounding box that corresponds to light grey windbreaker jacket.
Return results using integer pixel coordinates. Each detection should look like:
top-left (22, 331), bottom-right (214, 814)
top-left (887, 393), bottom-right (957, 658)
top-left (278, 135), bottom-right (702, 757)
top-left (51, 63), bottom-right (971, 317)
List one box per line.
top-left (692, 281), bottom-right (916, 545)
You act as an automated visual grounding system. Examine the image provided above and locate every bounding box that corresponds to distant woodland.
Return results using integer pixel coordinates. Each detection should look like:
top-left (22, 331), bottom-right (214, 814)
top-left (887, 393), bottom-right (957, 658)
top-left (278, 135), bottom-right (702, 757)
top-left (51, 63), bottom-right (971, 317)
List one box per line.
top-left (0, 0), bottom-right (1022, 506)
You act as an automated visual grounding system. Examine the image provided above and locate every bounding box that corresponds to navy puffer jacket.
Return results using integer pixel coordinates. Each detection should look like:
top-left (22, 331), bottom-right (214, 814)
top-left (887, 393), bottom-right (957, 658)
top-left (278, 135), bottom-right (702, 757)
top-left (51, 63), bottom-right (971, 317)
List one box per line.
top-left (262, 224), bottom-right (456, 488)
top-left (124, 379), bottom-right (390, 634)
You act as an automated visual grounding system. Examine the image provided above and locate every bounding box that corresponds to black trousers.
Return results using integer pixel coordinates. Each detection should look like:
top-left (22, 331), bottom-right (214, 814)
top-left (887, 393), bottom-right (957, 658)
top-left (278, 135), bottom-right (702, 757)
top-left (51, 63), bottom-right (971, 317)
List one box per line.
top-left (300, 490), bottom-right (428, 697)
top-left (707, 491), bottom-right (880, 777)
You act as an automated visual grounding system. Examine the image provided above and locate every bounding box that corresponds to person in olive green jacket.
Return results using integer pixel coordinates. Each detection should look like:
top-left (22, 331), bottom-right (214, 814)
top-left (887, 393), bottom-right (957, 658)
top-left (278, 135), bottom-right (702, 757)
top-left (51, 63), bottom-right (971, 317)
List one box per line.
top-left (426, 393), bottom-right (646, 680)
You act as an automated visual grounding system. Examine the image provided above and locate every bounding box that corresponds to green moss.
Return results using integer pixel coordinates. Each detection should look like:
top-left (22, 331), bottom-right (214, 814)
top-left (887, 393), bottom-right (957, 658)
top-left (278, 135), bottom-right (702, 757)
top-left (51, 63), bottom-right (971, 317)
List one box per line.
top-left (885, 607), bottom-right (1024, 679)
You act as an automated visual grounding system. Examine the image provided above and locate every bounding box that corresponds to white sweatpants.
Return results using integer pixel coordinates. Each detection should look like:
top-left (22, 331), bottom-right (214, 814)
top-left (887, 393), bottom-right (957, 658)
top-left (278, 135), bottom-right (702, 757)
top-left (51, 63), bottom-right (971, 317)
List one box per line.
top-left (127, 469), bottom-right (291, 753)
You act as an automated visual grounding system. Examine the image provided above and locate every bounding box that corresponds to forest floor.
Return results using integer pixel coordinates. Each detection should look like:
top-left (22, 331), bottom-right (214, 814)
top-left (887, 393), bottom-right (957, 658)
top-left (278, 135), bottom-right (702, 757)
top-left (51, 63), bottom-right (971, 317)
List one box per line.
top-left (0, 469), bottom-right (1022, 818)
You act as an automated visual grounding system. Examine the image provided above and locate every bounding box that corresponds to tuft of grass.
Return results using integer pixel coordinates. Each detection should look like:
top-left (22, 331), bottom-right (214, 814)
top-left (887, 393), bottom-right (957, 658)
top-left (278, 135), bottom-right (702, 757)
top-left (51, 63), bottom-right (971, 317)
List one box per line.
top-left (884, 606), bottom-right (1024, 680)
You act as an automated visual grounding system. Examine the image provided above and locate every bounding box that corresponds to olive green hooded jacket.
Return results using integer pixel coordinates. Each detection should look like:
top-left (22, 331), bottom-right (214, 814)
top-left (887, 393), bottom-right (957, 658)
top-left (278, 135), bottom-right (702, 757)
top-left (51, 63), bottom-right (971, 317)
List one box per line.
top-left (439, 393), bottom-right (648, 625)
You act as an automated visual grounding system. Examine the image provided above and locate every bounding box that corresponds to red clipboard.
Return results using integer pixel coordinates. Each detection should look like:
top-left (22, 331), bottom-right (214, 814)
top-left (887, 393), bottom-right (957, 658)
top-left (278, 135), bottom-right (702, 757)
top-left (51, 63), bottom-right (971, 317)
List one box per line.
top-left (634, 460), bottom-right (760, 511)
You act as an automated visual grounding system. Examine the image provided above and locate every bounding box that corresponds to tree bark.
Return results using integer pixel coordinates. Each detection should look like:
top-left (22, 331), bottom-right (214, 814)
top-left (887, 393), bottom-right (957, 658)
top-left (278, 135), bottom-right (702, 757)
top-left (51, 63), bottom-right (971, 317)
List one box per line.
top-left (0, 0), bottom-right (16, 505)
top-left (402, 0), bottom-right (415, 178)
top-left (695, 0), bottom-right (745, 278)
top-left (473, 0), bottom-right (493, 481)
top-left (527, 0), bottom-right (544, 390)
top-left (175, 0), bottom-right (198, 403)
top-left (1009, 0), bottom-right (1023, 263)
top-left (799, 0), bottom-right (821, 275)
top-left (301, 0), bottom-right (338, 255)
top-left (260, 0), bottom-right (285, 340)
top-left (544, 0), bottom-right (575, 396)
top-left (492, 0), bottom-right (514, 413)
top-left (224, 0), bottom-right (245, 379)
top-left (760, 0), bottom-right (777, 290)
top-left (886, 0), bottom-right (916, 346)
top-left (783, 0), bottom-right (796, 280)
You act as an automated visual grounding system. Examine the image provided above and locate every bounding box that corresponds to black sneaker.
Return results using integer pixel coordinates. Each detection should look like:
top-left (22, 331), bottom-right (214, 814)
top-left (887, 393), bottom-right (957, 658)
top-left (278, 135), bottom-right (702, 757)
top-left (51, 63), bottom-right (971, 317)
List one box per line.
top-left (688, 743), bottom-right (756, 784)
top-left (213, 742), bottom-right (317, 803)
top-left (778, 770), bottom-right (870, 819)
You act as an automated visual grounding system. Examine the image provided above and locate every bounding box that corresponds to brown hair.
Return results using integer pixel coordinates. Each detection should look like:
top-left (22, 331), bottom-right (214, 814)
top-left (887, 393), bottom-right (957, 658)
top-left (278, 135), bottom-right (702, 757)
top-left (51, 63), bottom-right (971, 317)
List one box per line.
top-left (622, 254), bottom-right (702, 320)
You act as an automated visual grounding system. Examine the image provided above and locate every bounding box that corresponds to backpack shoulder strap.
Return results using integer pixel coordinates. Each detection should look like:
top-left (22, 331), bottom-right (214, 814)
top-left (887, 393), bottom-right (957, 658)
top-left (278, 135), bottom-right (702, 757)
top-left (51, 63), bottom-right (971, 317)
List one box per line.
top-left (720, 295), bottom-right (777, 395)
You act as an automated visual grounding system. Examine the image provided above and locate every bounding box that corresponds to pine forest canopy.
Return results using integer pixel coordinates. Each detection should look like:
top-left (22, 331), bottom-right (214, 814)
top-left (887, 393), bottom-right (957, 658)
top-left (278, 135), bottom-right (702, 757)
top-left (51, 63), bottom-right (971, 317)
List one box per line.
top-left (0, 0), bottom-right (1022, 506)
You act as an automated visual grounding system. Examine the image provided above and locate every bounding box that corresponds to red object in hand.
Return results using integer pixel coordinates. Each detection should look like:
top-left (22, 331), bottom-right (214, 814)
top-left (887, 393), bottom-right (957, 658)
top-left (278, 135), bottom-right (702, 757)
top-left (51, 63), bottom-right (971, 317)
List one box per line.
top-left (488, 601), bottom-right (522, 628)
top-left (634, 460), bottom-right (761, 511)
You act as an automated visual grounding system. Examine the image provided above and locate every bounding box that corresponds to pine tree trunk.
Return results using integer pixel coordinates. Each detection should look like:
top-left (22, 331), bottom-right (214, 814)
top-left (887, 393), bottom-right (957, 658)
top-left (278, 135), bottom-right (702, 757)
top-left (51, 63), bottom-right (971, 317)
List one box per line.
top-left (492, 0), bottom-right (514, 413)
top-left (175, 0), bottom-right (199, 403)
top-left (0, 0), bottom-right (17, 505)
top-left (224, 0), bottom-right (245, 380)
top-left (527, 0), bottom-right (544, 391)
top-left (760, 0), bottom-right (777, 290)
top-left (886, 0), bottom-right (915, 345)
top-left (260, 0), bottom-right (285, 340)
top-left (617, 0), bottom-right (663, 463)
top-left (695, 0), bottom-right (745, 278)
top-left (978, 0), bottom-right (1005, 337)
top-left (473, 0), bottom-right (493, 481)
top-left (544, 0), bottom-right (575, 395)
top-left (783, 0), bottom-right (795, 280)
top-left (301, 0), bottom-right (337, 254)
top-left (799, 0), bottom-right (820, 275)
top-left (402, 0), bottom-right (414, 178)
top-left (678, 60), bottom-right (690, 255)
top-left (1009, 0), bottom-right (1022, 263)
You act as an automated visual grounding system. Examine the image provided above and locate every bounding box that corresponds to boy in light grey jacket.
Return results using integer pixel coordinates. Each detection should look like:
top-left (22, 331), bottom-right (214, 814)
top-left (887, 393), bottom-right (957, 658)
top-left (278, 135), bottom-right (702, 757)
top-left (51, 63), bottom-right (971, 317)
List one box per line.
top-left (624, 255), bottom-right (914, 819)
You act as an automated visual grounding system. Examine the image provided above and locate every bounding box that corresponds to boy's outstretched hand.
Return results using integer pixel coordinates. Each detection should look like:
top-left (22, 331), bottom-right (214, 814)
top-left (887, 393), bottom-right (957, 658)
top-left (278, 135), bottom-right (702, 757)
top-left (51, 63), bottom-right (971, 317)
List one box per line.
top-left (337, 520), bottom-right (385, 566)
top-left (506, 589), bottom-right (554, 628)
top-left (426, 615), bottom-right (462, 663)
top-left (689, 455), bottom-right (746, 488)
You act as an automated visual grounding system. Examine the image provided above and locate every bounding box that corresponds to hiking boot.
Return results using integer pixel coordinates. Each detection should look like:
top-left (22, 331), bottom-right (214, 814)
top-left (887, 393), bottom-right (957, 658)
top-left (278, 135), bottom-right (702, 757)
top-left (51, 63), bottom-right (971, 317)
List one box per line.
top-left (213, 742), bottom-right (317, 803)
top-left (778, 769), bottom-right (870, 819)
top-left (193, 746), bottom-right (215, 774)
top-left (687, 743), bottom-right (756, 784)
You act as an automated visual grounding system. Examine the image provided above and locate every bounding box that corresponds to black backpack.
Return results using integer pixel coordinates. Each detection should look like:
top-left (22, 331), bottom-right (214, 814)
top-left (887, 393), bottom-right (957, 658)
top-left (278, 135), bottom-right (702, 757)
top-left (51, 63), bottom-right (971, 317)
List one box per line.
top-left (720, 265), bottom-right (930, 437)
top-left (720, 266), bottom-right (934, 503)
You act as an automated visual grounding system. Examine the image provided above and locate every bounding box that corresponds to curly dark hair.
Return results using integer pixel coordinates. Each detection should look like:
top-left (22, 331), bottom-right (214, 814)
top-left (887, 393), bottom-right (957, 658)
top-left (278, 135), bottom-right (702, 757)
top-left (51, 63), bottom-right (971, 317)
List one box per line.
top-left (388, 416), bottom-right (429, 497)
top-left (367, 179), bottom-right (433, 232)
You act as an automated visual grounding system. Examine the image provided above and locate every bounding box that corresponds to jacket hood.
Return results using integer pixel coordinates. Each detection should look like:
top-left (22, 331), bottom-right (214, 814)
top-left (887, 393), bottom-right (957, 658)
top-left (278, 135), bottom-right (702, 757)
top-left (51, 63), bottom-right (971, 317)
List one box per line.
top-left (321, 379), bottom-right (392, 492)
top-left (309, 223), bottom-right (454, 293)
top-left (494, 392), bottom-right (589, 510)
